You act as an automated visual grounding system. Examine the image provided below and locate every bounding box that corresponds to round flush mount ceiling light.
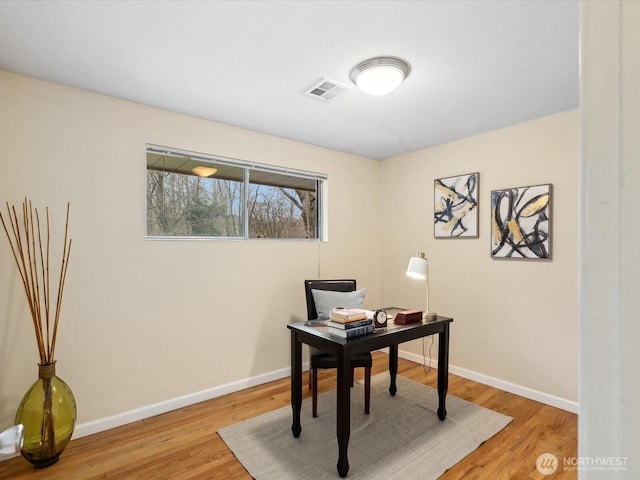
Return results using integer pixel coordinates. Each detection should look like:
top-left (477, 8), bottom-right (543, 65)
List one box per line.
top-left (192, 166), bottom-right (218, 177)
top-left (349, 56), bottom-right (411, 96)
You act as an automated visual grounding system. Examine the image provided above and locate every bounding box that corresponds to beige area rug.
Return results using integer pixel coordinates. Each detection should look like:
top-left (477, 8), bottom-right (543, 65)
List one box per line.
top-left (218, 374), bottom-right (512, 479)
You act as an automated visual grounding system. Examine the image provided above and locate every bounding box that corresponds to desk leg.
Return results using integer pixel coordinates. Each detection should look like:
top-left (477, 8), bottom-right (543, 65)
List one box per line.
top-left (291, 332), bottom-right (302, 437)
top-left (437, 323), bottom-right (450, 420)
top-left (388, 344), bottom-right (398, 396)
top-left (336, 350), bottom-right (350, 478)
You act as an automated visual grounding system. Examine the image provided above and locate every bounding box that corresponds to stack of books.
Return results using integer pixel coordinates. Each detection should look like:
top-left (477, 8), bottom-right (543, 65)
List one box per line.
top-left (327, 308), bottom-right (375, 338)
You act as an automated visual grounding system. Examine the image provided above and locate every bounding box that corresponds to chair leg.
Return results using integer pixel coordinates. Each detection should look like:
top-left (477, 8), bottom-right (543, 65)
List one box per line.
top-left (364, 366), bottom-right (371, 415)
top-left (312, 368), bottom-right (318, 418)
top-left (308, 369), bottom-right (312, 391)
top-left (350, 367), bottom-right (355, 387)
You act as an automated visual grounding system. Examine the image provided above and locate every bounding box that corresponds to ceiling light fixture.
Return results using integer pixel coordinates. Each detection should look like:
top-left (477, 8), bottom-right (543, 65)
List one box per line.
top-left (349, 56), bottom-right (411, 96)
top-left (192, 166), bottom-right (218, 177)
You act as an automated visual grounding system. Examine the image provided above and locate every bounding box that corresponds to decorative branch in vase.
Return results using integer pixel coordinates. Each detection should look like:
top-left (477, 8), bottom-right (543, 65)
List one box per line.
top-left (0, 198), bottom-right (76, 468)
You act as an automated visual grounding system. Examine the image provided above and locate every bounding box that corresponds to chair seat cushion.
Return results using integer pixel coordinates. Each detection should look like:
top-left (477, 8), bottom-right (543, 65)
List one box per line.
top-left (311, 352), bottom-right (372, 369)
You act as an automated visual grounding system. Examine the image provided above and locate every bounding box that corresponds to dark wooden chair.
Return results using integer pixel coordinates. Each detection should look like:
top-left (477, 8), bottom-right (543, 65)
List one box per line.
top-left (304, 279), bottom-right (372, 417)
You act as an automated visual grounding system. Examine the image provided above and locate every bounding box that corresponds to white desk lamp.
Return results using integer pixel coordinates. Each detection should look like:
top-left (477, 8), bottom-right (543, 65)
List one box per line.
top-left (0, 424), bottom-right (24, 455)
top-left (406, 251), bottom-right (437, 320)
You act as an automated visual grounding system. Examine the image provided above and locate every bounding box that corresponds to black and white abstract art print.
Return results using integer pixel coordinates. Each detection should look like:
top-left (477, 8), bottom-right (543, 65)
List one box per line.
top-left (490, 184), bottom-right (552, 259)
top-left (434, 172), bottom-right (479, 238)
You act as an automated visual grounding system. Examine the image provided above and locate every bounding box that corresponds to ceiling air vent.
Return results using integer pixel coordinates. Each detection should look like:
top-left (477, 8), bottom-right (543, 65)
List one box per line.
top-left (304, 78), bottom-right (351, 102)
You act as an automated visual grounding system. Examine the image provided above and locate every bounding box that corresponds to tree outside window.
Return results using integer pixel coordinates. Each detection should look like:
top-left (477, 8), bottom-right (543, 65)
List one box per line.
top-left (146, 148), bottom-right (322, 240)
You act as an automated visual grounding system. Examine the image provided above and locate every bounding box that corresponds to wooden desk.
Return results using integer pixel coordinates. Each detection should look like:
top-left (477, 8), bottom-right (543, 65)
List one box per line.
top-left (288, 315), bottom-right (453, 477)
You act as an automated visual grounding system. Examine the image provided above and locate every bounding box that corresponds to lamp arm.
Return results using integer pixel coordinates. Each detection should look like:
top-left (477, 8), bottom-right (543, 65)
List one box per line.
top-left (425, 271), bottom-right (430, 313)
top-left (423, 265), bottom-right (437, 320)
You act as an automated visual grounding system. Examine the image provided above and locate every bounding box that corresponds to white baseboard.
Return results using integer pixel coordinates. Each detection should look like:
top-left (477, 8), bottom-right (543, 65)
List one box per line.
top-left (394, 349), bottom-right (579, 414)
top-left (73, 362), bottom-right (307, 440)
top-left (52, 349), bottom-right (576, 446)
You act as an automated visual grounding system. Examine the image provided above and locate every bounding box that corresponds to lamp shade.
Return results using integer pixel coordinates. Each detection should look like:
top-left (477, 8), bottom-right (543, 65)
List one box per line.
top-left (406, 251), bottom-right (428, 279)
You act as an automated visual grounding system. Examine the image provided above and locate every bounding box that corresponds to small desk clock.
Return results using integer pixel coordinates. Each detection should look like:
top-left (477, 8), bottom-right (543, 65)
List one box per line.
top-left (373, 309), bottom-right (388, 328)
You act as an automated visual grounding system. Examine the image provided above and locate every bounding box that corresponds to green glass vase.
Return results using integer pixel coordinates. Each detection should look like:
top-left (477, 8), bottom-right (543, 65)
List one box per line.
top-left (15, 362), bottom-right (77, 468)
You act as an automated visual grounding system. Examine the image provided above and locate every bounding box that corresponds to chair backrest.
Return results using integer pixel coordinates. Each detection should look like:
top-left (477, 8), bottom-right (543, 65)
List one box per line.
top-left (304, 279), bottom-right (356, 320)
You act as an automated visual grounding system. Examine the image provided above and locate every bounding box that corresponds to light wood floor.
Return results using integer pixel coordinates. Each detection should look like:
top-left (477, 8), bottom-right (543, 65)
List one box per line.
top-left (0, 352), bottom-right (577, 479)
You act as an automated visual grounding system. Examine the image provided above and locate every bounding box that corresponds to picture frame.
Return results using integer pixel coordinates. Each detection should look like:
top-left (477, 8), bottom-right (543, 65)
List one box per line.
top-left (434, 172), bottom-right (479, 238)
top-left (490, 183), bottom-right (552, 259)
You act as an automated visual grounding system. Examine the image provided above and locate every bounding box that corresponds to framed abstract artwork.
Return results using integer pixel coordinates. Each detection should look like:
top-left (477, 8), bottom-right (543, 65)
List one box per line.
top-left (490, 183), bottom-right (552, 259)
top-left (434, 172), bottom-right (479, 238)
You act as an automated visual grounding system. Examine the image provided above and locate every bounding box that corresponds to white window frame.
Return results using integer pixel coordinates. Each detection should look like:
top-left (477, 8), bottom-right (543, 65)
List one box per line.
top-left (145, 144), bottom-right (327, 241)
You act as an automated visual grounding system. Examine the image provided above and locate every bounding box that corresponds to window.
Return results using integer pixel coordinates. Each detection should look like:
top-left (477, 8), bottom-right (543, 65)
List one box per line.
top-left (146, 145), bottom-right (325, 239)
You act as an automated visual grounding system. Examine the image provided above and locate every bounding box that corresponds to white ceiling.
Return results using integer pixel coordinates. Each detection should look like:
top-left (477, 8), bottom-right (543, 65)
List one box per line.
top-left (0, 0), bottom-right (579, 160)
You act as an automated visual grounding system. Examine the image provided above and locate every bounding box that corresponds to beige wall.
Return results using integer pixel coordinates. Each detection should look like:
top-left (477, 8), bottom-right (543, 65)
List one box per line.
top-left (0, 68), bottom-right (579, 437)
top-left (0, 70), bottom-right (381, 428)
top-left (380, 110), bottom-right (579, 403)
